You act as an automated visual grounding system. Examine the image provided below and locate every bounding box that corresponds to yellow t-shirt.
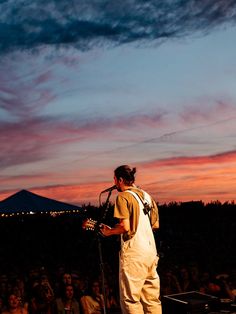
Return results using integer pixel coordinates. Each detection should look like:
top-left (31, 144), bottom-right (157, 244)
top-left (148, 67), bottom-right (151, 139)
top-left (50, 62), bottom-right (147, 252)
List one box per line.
top-left (114, 187), bottom-right (159, 241)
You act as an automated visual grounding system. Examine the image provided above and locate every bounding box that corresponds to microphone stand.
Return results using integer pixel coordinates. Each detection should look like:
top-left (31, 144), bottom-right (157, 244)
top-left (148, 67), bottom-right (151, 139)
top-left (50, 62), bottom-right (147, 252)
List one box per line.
top-left (98, 189), bottom-right (113, 223)
top-left (94, 189), bottom-right (113, 314)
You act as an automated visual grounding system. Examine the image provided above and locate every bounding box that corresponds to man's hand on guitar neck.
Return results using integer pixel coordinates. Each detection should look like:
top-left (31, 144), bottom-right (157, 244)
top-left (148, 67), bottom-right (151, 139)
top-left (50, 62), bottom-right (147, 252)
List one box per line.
top-left (99, 223), bottom-right (112, 236)
top-left (100, 219), bottom-right (129, 237)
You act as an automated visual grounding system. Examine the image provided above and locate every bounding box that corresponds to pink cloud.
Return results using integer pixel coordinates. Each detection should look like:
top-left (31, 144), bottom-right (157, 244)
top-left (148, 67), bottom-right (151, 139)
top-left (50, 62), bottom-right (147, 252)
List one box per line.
top-left (33, 70), bottom-right (53, 85)
top-left (140, 150), bottom-right (236, 168)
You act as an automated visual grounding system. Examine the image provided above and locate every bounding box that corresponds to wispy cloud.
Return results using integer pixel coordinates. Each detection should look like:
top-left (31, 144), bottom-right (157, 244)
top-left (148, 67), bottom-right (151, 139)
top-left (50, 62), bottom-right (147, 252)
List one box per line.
top-left (0, 53), bottom-right (167, 168)
top-left (94, 101), bottom-right (236, 156)
top-left (140, 149), bottom-right (236, 168)
top-left (0, 106), bottom-right (167, 169)
top-left (180, 98), bottom-right (236, 124)
top-left (0, 56), bottom-right (56, 119)
top-left (1, 0), bottom-right (236, 54)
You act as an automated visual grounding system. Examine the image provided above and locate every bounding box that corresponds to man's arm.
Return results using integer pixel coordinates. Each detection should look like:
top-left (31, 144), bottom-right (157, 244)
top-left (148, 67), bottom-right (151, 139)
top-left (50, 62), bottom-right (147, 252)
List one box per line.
top-left (152, 220), bottom-right (159, 230)
top-left (100, 218), bottom-right (129, 237)
top-left (151, 198), bottom-right (159, 230)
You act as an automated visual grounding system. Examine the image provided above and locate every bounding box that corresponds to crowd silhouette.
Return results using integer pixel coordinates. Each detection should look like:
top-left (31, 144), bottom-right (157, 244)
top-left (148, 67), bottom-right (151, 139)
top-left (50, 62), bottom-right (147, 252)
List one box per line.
top-left (0, 200), bottom-right (235, 313)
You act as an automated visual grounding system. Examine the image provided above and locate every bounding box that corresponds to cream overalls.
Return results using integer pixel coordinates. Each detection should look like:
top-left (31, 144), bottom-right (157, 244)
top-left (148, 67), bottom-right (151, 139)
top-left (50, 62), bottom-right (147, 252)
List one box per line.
top-left (119, 190), bottom-right (162, 314)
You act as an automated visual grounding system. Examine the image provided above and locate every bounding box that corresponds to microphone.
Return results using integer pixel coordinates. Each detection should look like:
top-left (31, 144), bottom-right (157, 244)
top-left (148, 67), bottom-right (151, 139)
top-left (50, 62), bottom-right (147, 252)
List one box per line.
top-left (100, 185), bottom-right (117, 194)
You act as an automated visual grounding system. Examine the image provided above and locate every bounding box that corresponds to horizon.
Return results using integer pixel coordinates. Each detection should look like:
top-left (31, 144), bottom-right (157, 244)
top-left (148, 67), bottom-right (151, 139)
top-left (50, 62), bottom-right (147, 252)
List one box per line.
top-left (0, 188), bottom-right (235, 208)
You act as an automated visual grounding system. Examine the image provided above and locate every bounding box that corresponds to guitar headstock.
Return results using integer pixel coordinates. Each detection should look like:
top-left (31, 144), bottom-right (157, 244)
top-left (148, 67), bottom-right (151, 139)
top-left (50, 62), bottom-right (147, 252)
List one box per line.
top-left (82, 218), bottom-right (97, 231)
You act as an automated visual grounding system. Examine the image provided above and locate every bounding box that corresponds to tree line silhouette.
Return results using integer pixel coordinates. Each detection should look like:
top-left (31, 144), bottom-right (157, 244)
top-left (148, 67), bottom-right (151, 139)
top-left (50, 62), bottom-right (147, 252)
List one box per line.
top-left (0, 200), bottom-right (235, 276)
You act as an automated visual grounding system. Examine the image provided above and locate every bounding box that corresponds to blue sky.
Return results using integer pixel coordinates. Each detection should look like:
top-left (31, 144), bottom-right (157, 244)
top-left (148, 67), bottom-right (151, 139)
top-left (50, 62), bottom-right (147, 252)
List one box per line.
top-left (1, 1), bottom-right (236, 205)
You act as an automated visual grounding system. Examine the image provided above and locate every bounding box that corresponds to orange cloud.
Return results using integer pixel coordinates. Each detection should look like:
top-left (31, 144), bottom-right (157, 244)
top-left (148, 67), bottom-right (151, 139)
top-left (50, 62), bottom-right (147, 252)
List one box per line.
top-left (138, 152), bottom-right (236, 203)
top-left (1, 150), bottom-right (236, 206)
top-left (140, 150), bottom-right (236, 168)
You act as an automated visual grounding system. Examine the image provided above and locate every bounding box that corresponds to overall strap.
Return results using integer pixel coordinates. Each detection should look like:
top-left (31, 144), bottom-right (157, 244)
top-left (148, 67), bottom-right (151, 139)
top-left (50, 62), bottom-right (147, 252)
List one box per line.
top-left (125, 190), bottom-right (152, 225)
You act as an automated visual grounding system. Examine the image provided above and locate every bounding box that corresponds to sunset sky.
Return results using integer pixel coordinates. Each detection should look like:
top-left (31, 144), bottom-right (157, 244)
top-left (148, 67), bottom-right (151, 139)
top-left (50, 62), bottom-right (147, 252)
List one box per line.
top-left (1, 1), bottom-right (236, 206)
